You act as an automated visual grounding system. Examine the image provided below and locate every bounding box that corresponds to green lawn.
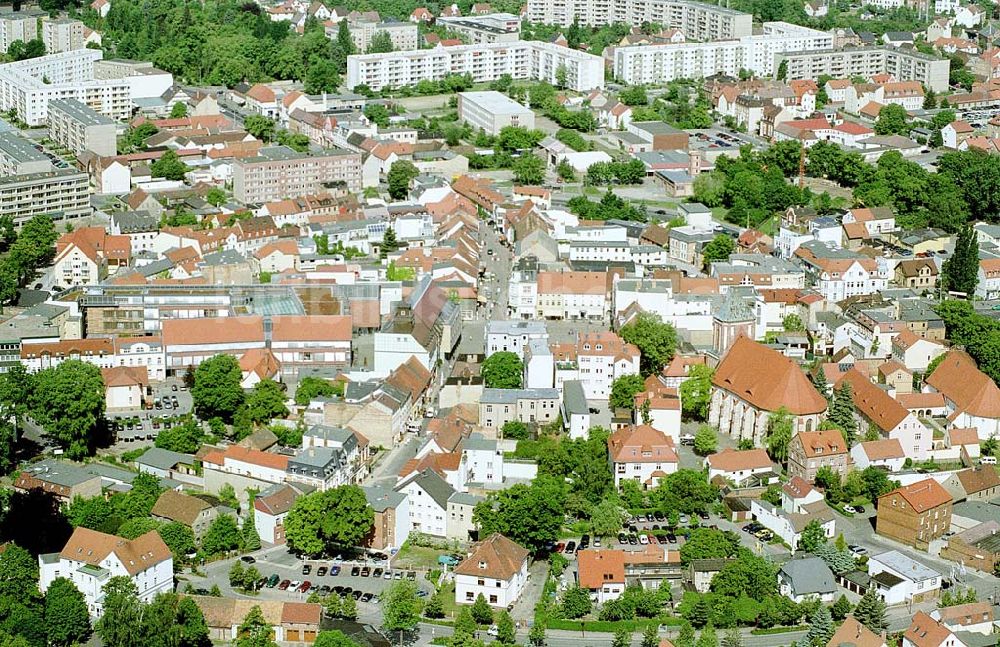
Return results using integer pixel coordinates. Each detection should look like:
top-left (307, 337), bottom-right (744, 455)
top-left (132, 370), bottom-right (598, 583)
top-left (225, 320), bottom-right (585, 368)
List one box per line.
top-left (393, 543), bottom-right (447, 570)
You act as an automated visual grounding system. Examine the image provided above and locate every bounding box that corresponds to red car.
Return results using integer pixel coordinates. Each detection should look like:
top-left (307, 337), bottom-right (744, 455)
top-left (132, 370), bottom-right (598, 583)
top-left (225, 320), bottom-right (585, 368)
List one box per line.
top-left (298, 581), bottom-right (312, 593)
top-left (277, 580), bottom-right (291, 591)
top-left (554, 543), bottom-right (565, 553)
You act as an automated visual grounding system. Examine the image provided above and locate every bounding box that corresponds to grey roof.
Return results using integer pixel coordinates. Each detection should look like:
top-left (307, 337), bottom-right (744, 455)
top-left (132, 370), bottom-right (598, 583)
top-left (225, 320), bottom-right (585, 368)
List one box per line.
top-left (363, 484), bottom-right (406, 512)
top-left (49, 98), bottom-right (115, 126)
top-left (714, 287), bottom-right (754, 323)
top-left (463, 433), bottom-right (496, 452)
top-left (0, 131), bottom-right (49, 165)
top-left (779, 557), bottom-right (836, 595)
top-left (397, 468), bottom-right (454, 509)
top-left (630, 120), bottom-right (684, 135)
top-left (288, 446), bottom-right (347, 474)
top-left (563, 380), bottom-right (588, 416)
top-left (135, 447), bottom-right (195, 470)
top-left (201, 249), bottom-right (248, 266)
top-left (84, 463), bottom-right (139, 485)
top-left (486, 320), bottom-right (547, 337)
top-left (112, 211), bottom-right (159, 234)
top-left (870, 550), bottom-right (939, 581)
top-left (480, 388), bottom-right (560, 404)
top-left (20, 460), bottom-right (97, 488)
top-left (304, 424), bottom-right (356, 446)
top-left (448, 491), bottom-right (484, 506)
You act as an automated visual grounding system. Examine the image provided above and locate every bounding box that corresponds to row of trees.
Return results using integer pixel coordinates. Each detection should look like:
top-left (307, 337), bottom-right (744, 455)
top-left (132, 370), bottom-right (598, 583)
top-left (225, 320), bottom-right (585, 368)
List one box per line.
top-left (0, 214), bottom-right (58, 306)
top-left (190, 355), bottom-right (290, 435)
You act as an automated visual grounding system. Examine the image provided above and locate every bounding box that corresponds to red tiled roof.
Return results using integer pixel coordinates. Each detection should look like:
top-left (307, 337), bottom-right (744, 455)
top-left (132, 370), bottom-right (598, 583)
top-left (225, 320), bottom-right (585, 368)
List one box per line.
top-left (712, 336), bottom-right (827, 415)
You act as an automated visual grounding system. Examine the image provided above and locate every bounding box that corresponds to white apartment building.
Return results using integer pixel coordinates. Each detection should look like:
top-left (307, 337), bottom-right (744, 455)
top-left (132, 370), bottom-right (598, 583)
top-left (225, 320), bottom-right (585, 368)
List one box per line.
top-left (39, 527), bottom-right (174, 617)
top-left (47, 98), bottom-right (117, 157)
top-left (345, 20), bottom-right (418, 52)
top-left (775, 46), bottom-right (950, 93)
top-left (438, 13), bottom-right (521, 44)
top-left (485, 320), bottom-right (548, 359)
top-left (347, 40), bottom-right (605, 92)
top-left (457, 90), bottom-right (535, 136)
top-left (555, 331), bottom-right (640, 400)
top-left (0, 49), bottom-right (131, 125)
top-left (232, 146), bottom-right (362, 203)
top-left (614, 22), bottom-right (832, 84)
top-left (0, 168), bottom-right (91, 226)
top-left (42, 18), bottom-right (84, 53)
top-left (0, 13), bottom-right (38, 54)
top-left (0, 131), bottom-right (51, 175)
top-left (526, 0), bottom-right (751, 40)
top-left (454, 534), bottom-right (529, 609)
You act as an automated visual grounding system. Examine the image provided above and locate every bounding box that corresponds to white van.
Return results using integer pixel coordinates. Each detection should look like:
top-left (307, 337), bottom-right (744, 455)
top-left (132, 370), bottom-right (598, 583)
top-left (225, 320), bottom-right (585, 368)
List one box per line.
top-left (981, 456), bottom-right (997, 465)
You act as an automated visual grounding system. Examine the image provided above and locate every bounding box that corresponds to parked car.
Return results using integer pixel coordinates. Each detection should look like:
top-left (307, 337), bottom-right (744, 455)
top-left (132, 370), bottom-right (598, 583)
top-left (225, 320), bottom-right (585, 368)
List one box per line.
top-left (564, 541), bottom-right (576, 553)
top-left (240, 556), bottom-right (256, 564)
top-left (319, 585), bottom-right (331, 595)
top-left (697, 511), bottom-right (709, 520)
top-left (317, 566), bottom-right (328, 577)
top-left (360, 567), bottom-right (371, 577)
top-left (373, 568), bottom-right (383, 578)
top-left (638, 534), bottom-right (649, 545)
top-left (628, 535), bottom-right (638, 545)
top-left (667, 533), bottom-right (677, 544)
top-left (278, 580), bottom-right (291, 590)
top-left (351, 566), bottom-right (361, 576)
top-left (394, 571), bottom-right (404, 580)
top-left (653, 512), bottom-right (665, 522)
top-left (297, 581), bottom-right (311, 593)
top-left (302, 564), bottom-right (311, 575)
top-left (407, 571), bottom-right (416, 580)
top-left (362, 593), bottom-right (374, 602)
top-left (555, 542), bottom-right (566, 553)
top-left (383, 570), bottom-right (393, 579)
top-left (288, 580), bottom-right (301, 590)
top-left (854, 505), bottom-right (866, 514)
top-left (848, 545), bottom-right (867, 556)
top-left (843, 505), bottom-right (857, 514)
top-left (352, 590), bottom-right (363, 600)
top-left (331, 565), bottom-right (341, 576)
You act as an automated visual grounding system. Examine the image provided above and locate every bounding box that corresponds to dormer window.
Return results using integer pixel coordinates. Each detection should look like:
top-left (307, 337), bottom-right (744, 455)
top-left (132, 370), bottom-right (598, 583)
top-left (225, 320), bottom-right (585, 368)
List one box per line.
top-left (478, 561), bottom-right (487, 569)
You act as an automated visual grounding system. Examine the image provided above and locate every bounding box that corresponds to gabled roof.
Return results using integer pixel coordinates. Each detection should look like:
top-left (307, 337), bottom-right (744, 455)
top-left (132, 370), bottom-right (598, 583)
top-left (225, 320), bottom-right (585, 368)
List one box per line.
top-left (706, 448), bottom-right (772, 472)
top-left (827, 616), bottom-right (887, 647)
top-left (836, 369), bottom-right (909, 433)
top-left (904, 612), bottom-right (954, 647)
top-left (577, 548), bottom-right (626, 588)
top-left (793, 429), bottom-right (847, 458)
top-left (779, 556), bottom-right (836, 594)
top-left (956, 466), bottom-right (1000, 496)
top-left (857, 438), bottom-right (904, 461)
top-left (454, 533), bottom-right (529, 580)
top-left (926, 350), bottom-right (1000, 419)
top-left (59, 527), bottom-right (171, 575)
top-left (254, 483), bottom-right (302, 516)
top-left (151, 489), bottom-right (212, 526)
top-left (712, 336), bottom-right (827, 415)
top-left (608, 425), bottom-right (678, 464)
top-left (881, 478), bottom-right (951, 512)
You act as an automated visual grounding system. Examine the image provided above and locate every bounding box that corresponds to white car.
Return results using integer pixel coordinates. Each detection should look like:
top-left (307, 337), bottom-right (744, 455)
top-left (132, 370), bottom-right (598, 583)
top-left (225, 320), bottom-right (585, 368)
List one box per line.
top-left (843, 505), bottom-right (857, 514)
top-left (848, 545), bottom-right (867, 556)
top-left (487, 626), bottom-right (499, 637)
top-left (638, 534), bottom-right (649, 545)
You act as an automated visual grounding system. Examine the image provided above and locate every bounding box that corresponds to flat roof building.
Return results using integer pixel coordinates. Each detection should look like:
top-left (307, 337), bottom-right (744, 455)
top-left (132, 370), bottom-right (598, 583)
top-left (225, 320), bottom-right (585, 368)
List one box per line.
top-left (0, 167), bottom-right (91, 226)
top-left (42, 18), bottom-right (85, 54)
top-left (233, 146), bottom-right (362, 204)
top-left (0, 131), bottom-right (52, 175)
top-left (458, 90), bottom-right (535, 136)
top-left (48, 98), bottom-right (117, 157)
top-left (438, 13), bottom-right (521, 43)
top-left (526, 0), bottom-right (751, 39)
top-left (775, 46), bottom-right (950, 93)
top-left (0, 13), bottom-right (38, 55)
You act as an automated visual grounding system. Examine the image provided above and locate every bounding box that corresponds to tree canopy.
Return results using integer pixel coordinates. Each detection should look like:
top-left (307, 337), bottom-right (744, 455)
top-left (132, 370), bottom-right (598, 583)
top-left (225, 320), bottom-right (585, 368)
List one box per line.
top-left (473, 475), bottom-right (565, 553)
top-left (28, 360), bottom-right (105, 459)
top-left (284, 485), bottom-right (374, 556)
top-left (191, 355), bottom-right (245, 422)
top-left (620, 313), bottom-right (677, 377)
top-left (482, 351), bottom-right (523, 389)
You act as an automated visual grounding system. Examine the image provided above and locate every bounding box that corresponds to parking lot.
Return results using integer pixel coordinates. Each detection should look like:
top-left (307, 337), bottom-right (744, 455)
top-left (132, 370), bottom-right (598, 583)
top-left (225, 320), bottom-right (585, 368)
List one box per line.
top-left (108, 379), bottom-right (193, 442)
top-left (180, 548), bottom-right (436, 610)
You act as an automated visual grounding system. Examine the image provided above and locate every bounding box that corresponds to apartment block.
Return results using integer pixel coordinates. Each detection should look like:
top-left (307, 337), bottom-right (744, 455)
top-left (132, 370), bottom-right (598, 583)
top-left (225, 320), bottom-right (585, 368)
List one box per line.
top-left (346, 20), bottom-right (418, 52)
top-left (438, 13), bottom-right (521, 43)
top-left (233, 146), bottom-right (362, 204)
top-left (614, 22), bottom-right (832, 85)
top-left (526, 0), bottom-right (752, 39)
top-left (48, 98), bottom-right (117, 157)
top-left (0, 50), bottom-right (131, 125)
top-left (347, 40), bottom-right (604, 92)
top-left (0, 132), bottom-right (51, 175)
top-left (0, 168), bottom-right (92, 226)
top-left (458, 91), bottom-right (535, 135)
top-left (0, 13), bottom-right (38, 55)
top-left (42, 18), bottom-right (84, 53)
top-left (775, 46), bottom-right (950, 93)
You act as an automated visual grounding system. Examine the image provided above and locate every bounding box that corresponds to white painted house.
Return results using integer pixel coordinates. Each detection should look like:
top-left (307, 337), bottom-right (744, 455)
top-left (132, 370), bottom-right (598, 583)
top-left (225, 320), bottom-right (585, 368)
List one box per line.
top-left (454, 534), bottom-right (529, 609)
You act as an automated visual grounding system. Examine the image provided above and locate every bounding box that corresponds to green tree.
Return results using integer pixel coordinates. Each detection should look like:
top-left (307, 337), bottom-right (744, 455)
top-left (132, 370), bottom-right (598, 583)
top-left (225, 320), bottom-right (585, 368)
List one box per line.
top-left (380, 227), bottom-right (400, 259)
top-left (242, 521), bottom-right (262, 552)
top-left (710, 551), bottom-right (777, 601)
top-left (620, 85), bottom-right (648, 106)
top-left (680, 364), bottom-right (714, 421)
top-left (294, 377), bottom-right (336, 405)
top-left (284, 486), bottom-right (374, 556)
top-left (798, 519), bottom-right (827, 553)
top-left (366, 30), bottom-right (394, 53)
top-left (696, 624), bottom-right (718, 647)
top-left (382, 580), bottom-right (421, 638)
top-left (0, 544), bottom-right (38, 600)
top-left (170, 102), bottom-right (188, 118)
top-left (610, 374), bottom-right (645, 410)
top-left (590, 498), bottom-right (625, 537)
top-left (677, 622), bottom-right (696, 647)
top-left (558, 585), bottom-right (591, 619)
top-left (766, 407), bottom-right (793, 464)
top-left (701, 235), bottom-right (735, 268)
top-left (679, 528), bottom-right (740, 565)
top-left (621, 312), bottom-right (677, 376)
top-left (721, 627), bottom-right (742, 647)
top-left (829, 381), bottom-right (857, 446)
top-left (557, 158), bottom-right (576, 181)
top-left (693, 425), bottom-right (717, 456)
top-left (853, 587), bottom-right (888, 633)
top-left (805, 604), bottom-right (834, 646)
top-left (512, 153), bottom-right (546, 185)
top-left (942, 225), bottom-right (979, 297)
top-left (831, 595), bottom-right (852, 621)
top-left (28, 360), bottom-right (104, 459)
top-left (528, 623), bottom-right (547, 646)
top-left (305, 60), bottom-right (340, 94)
top-left (150, 150), bottom-right (189, 181)
top-left (205, 187), bottom-right (227, 207)
top-left (474, 476), bottom-right (565, 553)
top-left (191, 355), bottom-right (245, 423)
top-left (783, 314), bottom-right (804, 332)
top-left (500, 420), bottom-right (529, 440)
top-left (65, 494), bottom-right (118, 533)
top-left (341, 595), bottom-right (357, 621)
top-left (97, 577), bottom-right (144, 647)
top-left (387, 160), bottom-right (419, 200)
top-left (874, 104), bottom-right (910, 136)
top-left (244, 116), bottom-right (276, 142)
top-left (651, 469), bottom-right (719, 515)
top-left (471, 593), bottom-right (493, 625)
top-left (234, 606), bottom-right (276, 647)
top-left (481, 351), bottom-right (523, 389)
top-left (158, 521), bottom-right (197, 559)
top-left (155, 417), bottom-right (206, 454)
top-left (613, 628), bottom-right (632, 647)
top-left (313, 631), bottom-right (362, 647)
top-left (244, 379), bottom-right (289, 426)
top-left (202, 514), bottom-right (241, 555)
top-left (423, 591), bottom-right (445, 619)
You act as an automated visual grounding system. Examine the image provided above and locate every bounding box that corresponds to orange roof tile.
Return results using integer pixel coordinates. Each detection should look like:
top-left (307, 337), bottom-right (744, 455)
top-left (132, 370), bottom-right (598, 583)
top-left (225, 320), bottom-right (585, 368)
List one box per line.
top-left (882, 478), bottom-right (951, 512)
top-left (926, 351), bottom-right (1000, 419)
top-left (712, 336), bottom-right (827, 415)
top-left (577, 549), bottom-right (626, 589)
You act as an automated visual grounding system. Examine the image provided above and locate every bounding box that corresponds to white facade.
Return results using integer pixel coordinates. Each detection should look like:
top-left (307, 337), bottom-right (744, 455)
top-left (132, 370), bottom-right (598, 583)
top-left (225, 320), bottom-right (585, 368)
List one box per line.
top-left (851, 443), bottom-right (906, 472)
top-left (347, 40), bottom-right (605, 92)
top-left (455, 559), bottom-right (528, 609)
top-left (814, 260), bottom-right (888, 302)
top-left (750, 499), bottom-right (835, 551)
top-left (868, 551), bottom-right (941, 606)
top-left (486, 320), bottom-right (548, 359)
top-left (525, 0), bottom-right (752, 39)
top-left (395, 474), bottom-right (449, 537)
top-left (458, 91), bottom-right (535, 136)
top-left (614, 22), bottom-right (832, 85)
top-left (38, 529), bottom-right (173, 618)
